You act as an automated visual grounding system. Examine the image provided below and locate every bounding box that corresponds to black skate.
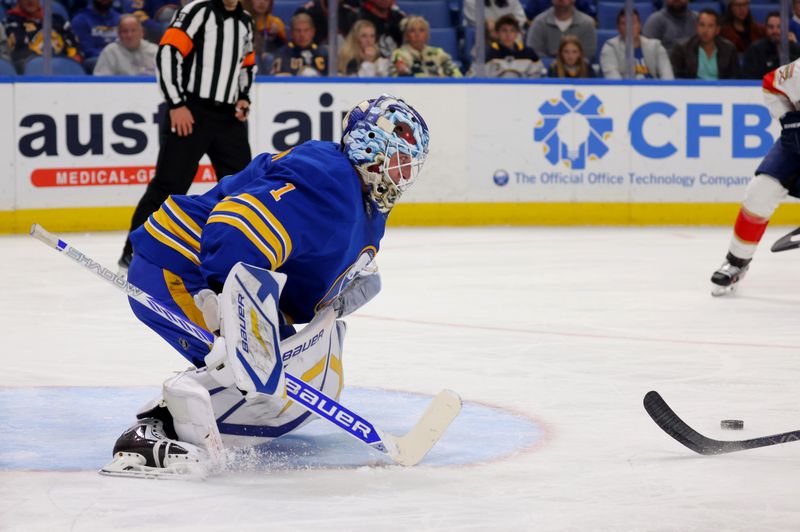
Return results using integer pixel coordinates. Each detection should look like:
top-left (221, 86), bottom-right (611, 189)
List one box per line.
top-left (710, 253), bottom-right (751, 297)
top-left (100, 418), bottom-right (209, 479)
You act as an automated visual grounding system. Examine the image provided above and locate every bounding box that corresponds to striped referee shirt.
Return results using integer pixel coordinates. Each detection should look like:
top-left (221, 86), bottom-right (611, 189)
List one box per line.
top-left (157, 0), bottom-right (256, 108)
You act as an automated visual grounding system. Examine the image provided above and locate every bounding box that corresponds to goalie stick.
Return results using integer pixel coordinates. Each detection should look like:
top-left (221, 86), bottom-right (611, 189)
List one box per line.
top-left (770, 227), bottom-right (800, 253)
top-left (30, 223), bottom-right (462, 466)
top-left (644, 390), bottom-right (800, 455)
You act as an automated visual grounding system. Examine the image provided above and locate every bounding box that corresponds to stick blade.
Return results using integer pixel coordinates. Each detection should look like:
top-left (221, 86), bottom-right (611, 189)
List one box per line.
top-left (771, 227), bottom-right (800, 253)
top-left (386, 389), bottom-right (462, 466)
top-left (643, 390), bottom-right (724, 455)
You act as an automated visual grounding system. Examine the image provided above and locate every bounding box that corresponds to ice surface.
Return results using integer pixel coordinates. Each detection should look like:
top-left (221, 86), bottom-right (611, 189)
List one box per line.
top-left (2, 226), bottom-right (799, 531)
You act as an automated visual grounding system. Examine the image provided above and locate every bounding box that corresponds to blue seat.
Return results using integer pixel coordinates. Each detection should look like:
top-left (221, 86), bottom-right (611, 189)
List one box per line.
top-left (24, 56), bottom-right (87, 75)
top-left (749, 4), bottom-right (776, 23)
top-left (597, 2), bottom-right (656, 29)
top-left (0, 58), bottom-right (16, 76)
top-left (50, 1), bottom-right (70, 20)
top-left (690, 1), bottom-right (721, 14)
top-left (398, 1), bottom-right (453, 27)
top-left (0, 5), bottom-right (6, 21)
top-left (273, 0), bottom-right (301, 25)
top-left (429, 27), bottom-right (458, 58)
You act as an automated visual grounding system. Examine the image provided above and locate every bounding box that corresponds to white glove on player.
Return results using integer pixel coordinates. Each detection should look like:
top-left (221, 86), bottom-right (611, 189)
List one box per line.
top-left (193, 289), bottom-right (220, 333)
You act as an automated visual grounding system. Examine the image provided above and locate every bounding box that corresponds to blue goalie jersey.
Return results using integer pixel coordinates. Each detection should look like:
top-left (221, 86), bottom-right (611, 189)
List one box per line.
top-left (130, 140), bottom-right (388, 324)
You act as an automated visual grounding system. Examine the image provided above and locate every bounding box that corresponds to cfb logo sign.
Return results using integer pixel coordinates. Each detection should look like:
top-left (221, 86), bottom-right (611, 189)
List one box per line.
top-left (533, 89), bottom-right (774, 168)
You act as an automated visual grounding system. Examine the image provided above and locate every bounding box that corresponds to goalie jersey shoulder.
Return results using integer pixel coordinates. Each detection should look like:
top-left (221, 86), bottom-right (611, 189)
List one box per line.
top-left (132, 140), bottom-right (388, 321)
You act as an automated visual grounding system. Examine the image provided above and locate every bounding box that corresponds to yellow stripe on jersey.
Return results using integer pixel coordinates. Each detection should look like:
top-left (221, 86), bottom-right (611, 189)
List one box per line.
top-left (271, 148), bottom-right (293, 162)
top-left (165, 197), bottom-right (202, 237)
top-left (236, 194), bottom-right (293, 259)
top-left (144, 219), bottom-right (200, 265)
top-left (206, 213), bottom-right (278, 269)
top-left (153, 207), bottom-right (200, 252)
top-left (209, 196), bottom-right (288, 268)
top-left (163, 269), bottom-right (211, 337)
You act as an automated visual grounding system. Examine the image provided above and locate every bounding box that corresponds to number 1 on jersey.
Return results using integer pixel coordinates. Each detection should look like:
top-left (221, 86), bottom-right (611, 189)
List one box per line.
top-left (270, 183), bottom-right (296, 201)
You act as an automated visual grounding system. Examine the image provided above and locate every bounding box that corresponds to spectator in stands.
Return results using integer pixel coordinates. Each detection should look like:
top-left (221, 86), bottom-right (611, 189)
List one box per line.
top-left (243, 0), bottom-right (286, 72)
top-left (93, 13), bottom-right (156, 74)
top-left (338, 19), bottom-right (390, 76)
top-left (72, 0), bottom-right (121, 72)
top-left (600, 8), bottom-right (673, 79)
top-left (720, 0), bottom-right (764, 54)
top-left (742, 12), bottom-right (800, 79)
top-left (272, 12), bottom-right (327, 75)
top-left (389, 15), bottom-right (462, 77)
top-left (524, 0), bottom-right (596, 21)
top-left (479, 14), bottom-right (543, 77)
top-left (295, 0), bottom-right (358, 45)
top-left (4, 0), bottom-right (82, 72)
top-left (122, 0), bottom-right (182, 43)
top-left (547, 34), bottom-right (594, 77)
top-left (791, 0), bottom-right (800, 42)
top-left (525, 0), bottom-right (596, 60)
top-left (670, 9), bottom-right (738, 79)
top-left (343, 0), bottom-right (405, 57)
top-left (641, 0), bottom-right (698, 52)
top-left (463, 0), bottom-right (527, 42)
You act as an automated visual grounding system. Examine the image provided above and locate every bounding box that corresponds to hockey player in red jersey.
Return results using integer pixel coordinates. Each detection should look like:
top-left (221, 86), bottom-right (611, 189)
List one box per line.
top-left (710, 60), bottom-right (800, 295)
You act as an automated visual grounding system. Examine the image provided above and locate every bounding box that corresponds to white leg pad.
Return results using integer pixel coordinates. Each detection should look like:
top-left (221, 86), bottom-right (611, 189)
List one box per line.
top-left (163, 371), bottom-right (225, 470)
top-left (742, 174), bottom-right (789, 218)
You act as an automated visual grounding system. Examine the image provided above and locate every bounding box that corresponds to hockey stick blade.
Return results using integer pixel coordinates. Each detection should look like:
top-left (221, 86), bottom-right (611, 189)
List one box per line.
top-left (770, 227), bottom-right (800, 253)
top-left (379, 389), bottom-right (462, 466)
top-left (644, 390), bottom-right (800, 455)
top-left (30, 223), bottom-right (462, 466)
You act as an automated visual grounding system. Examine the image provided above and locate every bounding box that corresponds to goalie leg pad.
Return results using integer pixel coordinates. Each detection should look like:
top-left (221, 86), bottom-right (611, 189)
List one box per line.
top-left (162, 371), bottom-right (225, 470)
top-left (199, 308), bottom-right (348, 447)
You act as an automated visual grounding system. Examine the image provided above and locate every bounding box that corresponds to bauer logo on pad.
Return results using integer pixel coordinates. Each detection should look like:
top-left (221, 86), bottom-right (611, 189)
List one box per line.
top-left (533, 90), bottom-right (613, 170)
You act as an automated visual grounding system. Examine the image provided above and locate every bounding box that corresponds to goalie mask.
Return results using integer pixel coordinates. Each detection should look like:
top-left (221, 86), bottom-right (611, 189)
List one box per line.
top-left (341, 94), bottom-right (430, 213)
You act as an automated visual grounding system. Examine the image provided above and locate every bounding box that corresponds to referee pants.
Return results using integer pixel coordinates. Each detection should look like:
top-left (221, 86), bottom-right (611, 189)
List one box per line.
top-left (123, 99), bottom-right (252, 258)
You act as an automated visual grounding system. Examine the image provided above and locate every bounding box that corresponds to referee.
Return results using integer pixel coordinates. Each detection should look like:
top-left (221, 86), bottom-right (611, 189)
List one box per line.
top-left (119, 0), bottom-right (257, 269)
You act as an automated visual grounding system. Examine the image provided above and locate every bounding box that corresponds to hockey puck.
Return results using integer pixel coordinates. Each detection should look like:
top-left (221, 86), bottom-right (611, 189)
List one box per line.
top-left (720, 419), bottom-right (744, 430)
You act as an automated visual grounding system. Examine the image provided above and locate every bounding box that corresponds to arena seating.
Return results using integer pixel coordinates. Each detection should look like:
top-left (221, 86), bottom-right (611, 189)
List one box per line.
top-left (0, 58), bottom-right (16, 76)
top-left (597, 2), bottom-right (656, 29)
top-left (24, 56), bottom-right (87, 76)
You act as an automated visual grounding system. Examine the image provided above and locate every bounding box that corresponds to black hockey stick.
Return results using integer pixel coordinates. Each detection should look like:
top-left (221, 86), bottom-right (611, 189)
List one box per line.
top-left (643, 391), bottom-right (800, 455)
top-left (770, 227), bottom-right (800, 253)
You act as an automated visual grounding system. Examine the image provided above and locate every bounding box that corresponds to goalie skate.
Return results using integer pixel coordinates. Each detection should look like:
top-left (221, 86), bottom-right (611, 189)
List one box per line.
top-left (710, 254), bottom-right (750, 297)
top-left (100, 418), bottom-right (212, 480)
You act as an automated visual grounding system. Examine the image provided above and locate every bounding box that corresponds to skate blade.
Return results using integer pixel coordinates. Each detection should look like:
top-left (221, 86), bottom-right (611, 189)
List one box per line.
top-left (711, 283), bottom-right (738, 297)
top-left (99, 454), bottom-right (210, 480)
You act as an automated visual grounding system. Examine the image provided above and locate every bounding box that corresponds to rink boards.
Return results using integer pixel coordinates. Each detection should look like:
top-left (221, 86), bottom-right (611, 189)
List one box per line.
top-left (1, 77), bottom-right (798, 233)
